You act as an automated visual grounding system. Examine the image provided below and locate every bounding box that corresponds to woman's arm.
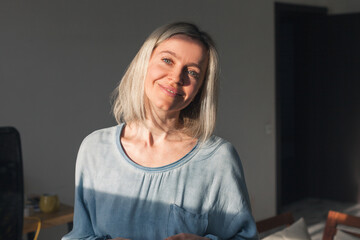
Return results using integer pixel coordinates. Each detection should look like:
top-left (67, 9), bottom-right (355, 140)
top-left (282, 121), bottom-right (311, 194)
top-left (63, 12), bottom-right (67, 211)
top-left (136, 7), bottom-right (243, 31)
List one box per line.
top-left (201, 142), bottom-right (259, 240)
top-left (62, 139), bottom-right (123, 240)
top-left (61, 171), bottom-right (111, 240)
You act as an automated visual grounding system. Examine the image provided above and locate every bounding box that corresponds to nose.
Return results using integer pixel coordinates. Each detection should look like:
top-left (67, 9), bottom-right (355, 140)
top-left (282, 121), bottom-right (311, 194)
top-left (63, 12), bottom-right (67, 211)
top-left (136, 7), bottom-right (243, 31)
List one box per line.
top-left (168, 68), bottom-right (184, 86)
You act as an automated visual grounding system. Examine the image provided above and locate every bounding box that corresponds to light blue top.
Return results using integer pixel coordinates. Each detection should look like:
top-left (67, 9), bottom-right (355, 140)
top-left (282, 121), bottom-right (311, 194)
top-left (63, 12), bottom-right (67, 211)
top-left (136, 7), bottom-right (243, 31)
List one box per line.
top-left (62, 124), bottom-right (258, 240)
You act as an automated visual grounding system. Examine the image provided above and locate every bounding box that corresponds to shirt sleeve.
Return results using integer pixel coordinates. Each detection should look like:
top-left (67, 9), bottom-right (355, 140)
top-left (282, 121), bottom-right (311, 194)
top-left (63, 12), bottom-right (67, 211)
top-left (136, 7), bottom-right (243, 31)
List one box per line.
top-left (204, 209), bottom-right (259, 240)
top-left (204, 208), bottom-right (259, 240)
top-left (203, 141), bottom-right (259, 240)
top-left (61, 139), bottom-right (112, 240)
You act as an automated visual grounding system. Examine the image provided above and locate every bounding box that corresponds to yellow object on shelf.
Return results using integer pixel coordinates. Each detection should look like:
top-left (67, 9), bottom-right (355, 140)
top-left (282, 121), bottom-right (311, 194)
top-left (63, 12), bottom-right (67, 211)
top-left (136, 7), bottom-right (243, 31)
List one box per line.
top-left (39, 194), bottom-right (60, 213)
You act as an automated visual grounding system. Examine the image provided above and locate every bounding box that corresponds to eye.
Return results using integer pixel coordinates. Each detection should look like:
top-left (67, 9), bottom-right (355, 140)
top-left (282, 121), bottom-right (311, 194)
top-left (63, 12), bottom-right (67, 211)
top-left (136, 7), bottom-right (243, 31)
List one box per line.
top-left (162, 58), bottom-right (172, 64)
top-left (187, 70), bottom-right (200, 79)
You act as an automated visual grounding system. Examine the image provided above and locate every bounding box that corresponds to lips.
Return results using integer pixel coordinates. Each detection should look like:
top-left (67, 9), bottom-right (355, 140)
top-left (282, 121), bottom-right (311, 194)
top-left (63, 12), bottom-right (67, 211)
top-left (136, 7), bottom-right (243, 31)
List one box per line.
top-left (158, 83), bottom-right (183, 97)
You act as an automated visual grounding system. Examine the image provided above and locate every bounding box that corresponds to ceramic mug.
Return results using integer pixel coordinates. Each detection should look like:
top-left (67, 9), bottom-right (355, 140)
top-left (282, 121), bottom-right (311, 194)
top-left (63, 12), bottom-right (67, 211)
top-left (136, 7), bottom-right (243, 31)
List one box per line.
top-left (40, 194), bottom-right (60, 213)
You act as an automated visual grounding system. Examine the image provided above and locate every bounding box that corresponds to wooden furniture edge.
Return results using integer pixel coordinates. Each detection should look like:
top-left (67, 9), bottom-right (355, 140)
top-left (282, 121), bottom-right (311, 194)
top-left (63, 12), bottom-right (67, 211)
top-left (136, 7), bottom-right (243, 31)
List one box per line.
top-left (23, 204), bottom-right (74, 234)
top-left (322, 210), bottom-right (360, 240)
top-left (256, 211), bottom-right (294, 233)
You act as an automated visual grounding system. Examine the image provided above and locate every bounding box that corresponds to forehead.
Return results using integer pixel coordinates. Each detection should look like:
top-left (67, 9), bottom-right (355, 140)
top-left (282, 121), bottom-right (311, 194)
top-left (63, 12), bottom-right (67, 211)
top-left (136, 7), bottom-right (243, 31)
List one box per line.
top-left (153, 34), bottom-right (208, 65)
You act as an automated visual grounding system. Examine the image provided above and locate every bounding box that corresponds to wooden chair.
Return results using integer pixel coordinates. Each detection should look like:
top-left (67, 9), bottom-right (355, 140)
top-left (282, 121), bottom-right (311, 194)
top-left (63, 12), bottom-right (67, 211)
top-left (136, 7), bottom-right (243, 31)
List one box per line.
top-left (323, 210), bottom-right (360, 240)
top-left (256, 211), bottom-right (295, 234)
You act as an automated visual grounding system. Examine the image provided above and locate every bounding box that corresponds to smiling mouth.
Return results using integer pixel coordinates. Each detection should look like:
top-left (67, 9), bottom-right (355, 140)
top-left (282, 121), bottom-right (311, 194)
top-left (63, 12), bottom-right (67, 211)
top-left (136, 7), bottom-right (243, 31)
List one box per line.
top-left (165, 88), bottom-right (178, 95)
top-left (160, 84), bottom-right (183, 96)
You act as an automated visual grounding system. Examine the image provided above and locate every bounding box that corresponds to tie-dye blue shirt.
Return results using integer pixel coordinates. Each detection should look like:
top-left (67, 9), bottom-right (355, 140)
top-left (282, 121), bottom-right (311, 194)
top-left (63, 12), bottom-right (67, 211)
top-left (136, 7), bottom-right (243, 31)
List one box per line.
top-left (62, 124), bottom-right (258, 240)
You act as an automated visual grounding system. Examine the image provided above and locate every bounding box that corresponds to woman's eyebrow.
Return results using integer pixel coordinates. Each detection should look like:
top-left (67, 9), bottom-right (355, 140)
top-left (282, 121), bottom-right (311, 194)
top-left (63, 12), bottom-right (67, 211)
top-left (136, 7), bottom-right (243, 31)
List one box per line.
top-left (160, 50), bottom-right (178, 58)
top-left (160, 50), bottom-right (202, 69)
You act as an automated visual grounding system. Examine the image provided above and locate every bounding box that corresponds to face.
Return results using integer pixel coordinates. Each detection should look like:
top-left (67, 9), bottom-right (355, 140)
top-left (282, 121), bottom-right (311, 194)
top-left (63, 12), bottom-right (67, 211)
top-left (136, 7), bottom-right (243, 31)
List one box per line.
top-left (144, 34), bottom-right (208, 117)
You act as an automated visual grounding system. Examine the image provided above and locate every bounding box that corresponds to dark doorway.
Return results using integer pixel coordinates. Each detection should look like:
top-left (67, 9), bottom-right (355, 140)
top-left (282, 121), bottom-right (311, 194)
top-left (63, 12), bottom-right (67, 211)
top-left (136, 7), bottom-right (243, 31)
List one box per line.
top-left (276, 3), bottom-right (360, 212)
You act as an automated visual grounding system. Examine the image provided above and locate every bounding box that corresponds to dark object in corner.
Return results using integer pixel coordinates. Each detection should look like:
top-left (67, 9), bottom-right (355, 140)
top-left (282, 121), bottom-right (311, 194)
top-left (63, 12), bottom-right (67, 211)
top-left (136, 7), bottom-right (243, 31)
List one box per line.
top-left (0, 127), bottom-right (24, 240)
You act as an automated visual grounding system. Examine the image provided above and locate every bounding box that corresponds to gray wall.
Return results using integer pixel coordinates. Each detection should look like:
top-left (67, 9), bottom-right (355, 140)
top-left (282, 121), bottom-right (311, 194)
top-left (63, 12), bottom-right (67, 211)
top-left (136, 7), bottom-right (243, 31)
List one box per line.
top-left (1, 0), bottom-right (359, 239)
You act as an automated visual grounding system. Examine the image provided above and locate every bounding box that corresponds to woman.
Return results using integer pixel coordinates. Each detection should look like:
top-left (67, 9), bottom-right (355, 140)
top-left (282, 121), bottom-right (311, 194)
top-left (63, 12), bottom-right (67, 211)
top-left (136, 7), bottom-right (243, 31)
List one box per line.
top-left (63, 22), bottom-right (258, 240)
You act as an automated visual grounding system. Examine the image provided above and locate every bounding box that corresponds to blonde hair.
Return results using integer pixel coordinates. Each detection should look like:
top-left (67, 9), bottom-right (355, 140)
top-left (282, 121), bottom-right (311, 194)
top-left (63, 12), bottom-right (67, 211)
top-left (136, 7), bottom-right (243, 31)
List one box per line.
top-left (112, 22), bottom-right (219, 142)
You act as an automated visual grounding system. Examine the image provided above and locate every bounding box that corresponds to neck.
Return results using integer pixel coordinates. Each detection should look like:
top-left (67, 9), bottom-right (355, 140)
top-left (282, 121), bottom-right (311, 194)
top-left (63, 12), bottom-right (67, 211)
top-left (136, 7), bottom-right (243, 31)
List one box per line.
top-left (126, 122), bottom-right (184, 147)
top-left (145, 102), bottom-right (184, 133)
top-left (125, 112), bottom-right (189, 146)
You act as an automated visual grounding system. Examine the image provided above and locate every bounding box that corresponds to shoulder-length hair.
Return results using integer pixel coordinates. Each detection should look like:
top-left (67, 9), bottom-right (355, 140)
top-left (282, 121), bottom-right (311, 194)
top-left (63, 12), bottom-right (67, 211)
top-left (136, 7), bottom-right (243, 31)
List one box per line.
top-left (112, 22), bottom-right (219, 142)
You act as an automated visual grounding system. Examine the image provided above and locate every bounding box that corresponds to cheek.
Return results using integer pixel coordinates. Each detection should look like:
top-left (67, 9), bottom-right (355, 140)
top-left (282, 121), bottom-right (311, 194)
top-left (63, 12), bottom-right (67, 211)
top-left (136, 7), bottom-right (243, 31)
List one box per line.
top-left (191, 81), bottom-right (203, 96)
top-left (184, 85), bottom-right (201, 104)
top-left (187, 80), bottom-right (204, 104)
top-left (144, 74), bottom-right (154, 99)
top-left (144, 66), bottom-right (159, 91)
top-left (146, 64), bottom-right (166, 81)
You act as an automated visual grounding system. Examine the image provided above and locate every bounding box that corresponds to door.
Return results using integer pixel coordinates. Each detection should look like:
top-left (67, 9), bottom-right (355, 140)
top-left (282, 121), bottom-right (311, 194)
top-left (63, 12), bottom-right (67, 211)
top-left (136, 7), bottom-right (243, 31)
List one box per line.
top-left (276, 3), bottom-right (360, 211)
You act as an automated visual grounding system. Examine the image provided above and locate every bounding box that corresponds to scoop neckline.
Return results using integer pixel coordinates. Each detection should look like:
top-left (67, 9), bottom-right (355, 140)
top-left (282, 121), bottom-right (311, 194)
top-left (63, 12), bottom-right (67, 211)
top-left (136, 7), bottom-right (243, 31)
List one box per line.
top-left (115, 123), bottom-right (199, 173)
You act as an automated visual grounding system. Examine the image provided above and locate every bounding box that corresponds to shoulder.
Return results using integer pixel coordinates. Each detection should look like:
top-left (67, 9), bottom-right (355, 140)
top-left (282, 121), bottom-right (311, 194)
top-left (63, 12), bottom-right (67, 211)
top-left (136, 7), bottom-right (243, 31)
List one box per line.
top-left (192, 135), bottom-right (245, 181)
top-left (75, 125), bottom-right (122, 167)
top-left (198, 135), bottom-right (241, 165)
top-left (197, 137), bottom-right (252, 216)
top-left (78, 125), bottom-right (122, 154)
top-left (74, 126), bottom-right (120, 184)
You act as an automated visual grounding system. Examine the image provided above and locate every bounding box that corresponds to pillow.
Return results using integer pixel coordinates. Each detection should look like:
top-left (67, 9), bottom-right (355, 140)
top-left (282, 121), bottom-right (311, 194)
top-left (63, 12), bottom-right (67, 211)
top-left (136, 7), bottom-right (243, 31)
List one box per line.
top-left (262, 218), bottom-right (311, 240)
top-left (335, 230), bottom-right (360, 240)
